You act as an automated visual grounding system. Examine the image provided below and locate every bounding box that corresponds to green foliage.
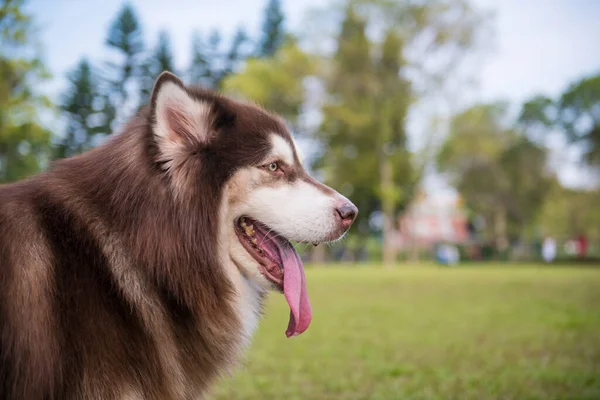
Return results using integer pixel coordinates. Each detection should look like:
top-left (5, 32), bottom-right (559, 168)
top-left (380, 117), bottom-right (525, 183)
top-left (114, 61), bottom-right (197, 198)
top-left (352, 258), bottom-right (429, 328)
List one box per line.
top-left (318, 6), bottom-right (380, 236)
top-left (225, 27), bottom-right (250, 76)
top-left (521, 72), bottom-right (600, 167)
top-left (188, 27), bottom-right (250, 90)
top-left (214, 266), bottom-right (600, 399)
top-left (438, 103), bottom-right (553, 242)
top-left (139, 31), bottom-right (176, 105)
top-left (0, 0), bottom-right (52, 183)
top-left (537, 185), bottom-right (600, 241)
top-left (105, 3), bottom-right (144, 83)
top-left (222, 39), bottom-right (315, 125)
top-left (104, 3), bottom-right (144, 124)
top-left (439, 103), bottom-right (513, 171)
top-left (105, 3), bottom-right (144, 57)
top-left (519, 95), bottom-right (555, 128)
top-left (257, 0), bottom-right (285, 57)
top-left (57, 59), bottom-right (107, 158)
top-left (558, 74), bottom-right (600, 165)
top-left (348, 0), bottom-right (488, 93)
top-left (53, 2), bottom-right (257, 170)
top-left (510, 75), bottom-right (600, 240)
top-left (499, 139), bottom-right (554, 237)
top-left (0, 120), bottom-right (51, 183)
top-left (206, 29), bottom-right (225, 87)
top-left (311, 0), bottom-right (485, 256)
top-left (188, 32), bottom-right (211, 86)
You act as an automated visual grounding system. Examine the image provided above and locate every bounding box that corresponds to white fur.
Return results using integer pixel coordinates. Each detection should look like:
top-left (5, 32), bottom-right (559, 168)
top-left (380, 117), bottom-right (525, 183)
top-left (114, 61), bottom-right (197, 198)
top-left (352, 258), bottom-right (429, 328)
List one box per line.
top-left (242, 133), bottom-right (345, 243)
top-left (223, 133), bottom-right (349, 288)
top-left (243, 180), bottom-right (342, 243)
top-left (153, 81), bottom-right (212, 170)
top-left (237, 276), bottom-right (263, 344)
top-left (291, 136), bottom-right (305, 166)
top-left (219, 132), bottom-right (350, 348)
top-left (224, 168), bottom-right (277, 292)
top-left (218, 179), bottom-right (267, 353)
top-left (270, 134), bottom-right (296, 166)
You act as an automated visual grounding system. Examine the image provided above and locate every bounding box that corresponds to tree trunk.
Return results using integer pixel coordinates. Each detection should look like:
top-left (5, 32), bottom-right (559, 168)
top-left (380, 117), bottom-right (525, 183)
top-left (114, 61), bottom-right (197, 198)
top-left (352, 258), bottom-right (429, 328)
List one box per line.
top-left (380, 155), bottom-right (396, 267)
top-left (494, 206), bottom-right (508, 257)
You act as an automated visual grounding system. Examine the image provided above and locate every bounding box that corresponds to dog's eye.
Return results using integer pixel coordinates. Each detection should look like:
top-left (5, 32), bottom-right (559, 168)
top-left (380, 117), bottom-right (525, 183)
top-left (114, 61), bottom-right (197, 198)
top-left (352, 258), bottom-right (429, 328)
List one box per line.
top-left (268, 162), bottom-right (279, 172)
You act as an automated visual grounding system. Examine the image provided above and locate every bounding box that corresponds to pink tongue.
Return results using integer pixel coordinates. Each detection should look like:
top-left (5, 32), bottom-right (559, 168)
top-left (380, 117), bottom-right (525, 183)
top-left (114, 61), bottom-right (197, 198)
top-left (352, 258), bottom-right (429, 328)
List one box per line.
top-left (278, 243), bottom-right (312, 337)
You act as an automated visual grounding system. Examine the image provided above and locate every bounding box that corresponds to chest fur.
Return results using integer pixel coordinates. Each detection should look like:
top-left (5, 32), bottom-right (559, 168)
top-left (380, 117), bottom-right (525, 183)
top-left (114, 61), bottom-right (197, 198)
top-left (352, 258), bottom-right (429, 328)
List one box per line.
top-left (235, 276), bottom-right (265, 349)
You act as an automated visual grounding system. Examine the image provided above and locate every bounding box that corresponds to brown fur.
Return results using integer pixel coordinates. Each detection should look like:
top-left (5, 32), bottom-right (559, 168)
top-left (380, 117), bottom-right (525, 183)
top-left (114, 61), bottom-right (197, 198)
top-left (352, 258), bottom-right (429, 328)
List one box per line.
top-left (0, 76), bottom-right (294, 399)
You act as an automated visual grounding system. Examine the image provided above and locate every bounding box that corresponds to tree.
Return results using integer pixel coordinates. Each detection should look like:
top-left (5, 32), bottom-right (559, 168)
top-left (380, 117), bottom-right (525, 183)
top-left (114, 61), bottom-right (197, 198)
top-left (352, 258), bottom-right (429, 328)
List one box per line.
top-left (498, 138), bottom-right (553, 240)
top-left (57, 59), bottom-right (106, 158)
top-left (314, 0), bottom-right (485, 265)
top-left (520, 73), bottom-right (600, 168)
top-left (327, 0), bottom-right (489, 98)
top-left (537, 185), bottom-right (600, 243)
top-left (318, 7), bottom-right (380, 260)
top-left (223, 27), bottom-right (250, 78)
top-left (139, 31), bottom-right (176, 106)
top-left (518, 95), bottom-right (555, 132)
top-left (104, 3), bottom-right (144, 127)
top-left (222, 38), bottom-right (315, 127)
top-left (188, 32), bottom-right (211, 87)
top-left (437, 103), bottom-right (553, 251)
top-left (0, 0), bottom-right (52, 183)
top-left (374, 30), bottom-right (413, 265)
top-left (188, 28), bottom-right (250, 90)
top-left (257, 0), bottom-right (285, 57)
top-left (556, 74), bottom-right (600, 166)
top-left (205, 29), bottom-right (223, 87)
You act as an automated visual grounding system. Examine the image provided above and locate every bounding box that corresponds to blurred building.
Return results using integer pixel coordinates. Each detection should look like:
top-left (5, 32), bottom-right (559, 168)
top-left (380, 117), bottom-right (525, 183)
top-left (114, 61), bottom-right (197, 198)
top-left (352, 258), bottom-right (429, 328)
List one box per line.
top-left (397, 191), bottom-right (468, 249)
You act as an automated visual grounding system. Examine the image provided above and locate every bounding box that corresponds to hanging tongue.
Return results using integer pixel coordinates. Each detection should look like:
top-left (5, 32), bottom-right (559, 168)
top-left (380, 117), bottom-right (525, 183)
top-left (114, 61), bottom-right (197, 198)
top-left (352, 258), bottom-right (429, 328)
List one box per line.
top-left (253, 222), bottom-right (312, 337)
top-left (278, 242), bottom-right (312, 337)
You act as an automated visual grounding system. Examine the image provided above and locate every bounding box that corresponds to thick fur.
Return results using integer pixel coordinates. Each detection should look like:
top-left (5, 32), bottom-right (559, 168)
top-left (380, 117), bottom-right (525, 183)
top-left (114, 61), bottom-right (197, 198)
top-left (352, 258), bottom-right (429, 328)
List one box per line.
top-left (0, 72), bottom-right (355, 399)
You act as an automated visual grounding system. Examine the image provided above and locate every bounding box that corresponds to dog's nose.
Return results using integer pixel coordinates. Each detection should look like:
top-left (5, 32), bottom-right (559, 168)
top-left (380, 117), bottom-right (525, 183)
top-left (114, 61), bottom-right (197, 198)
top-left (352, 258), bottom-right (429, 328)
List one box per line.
top-left (336, 202), bottom-right (358, 225)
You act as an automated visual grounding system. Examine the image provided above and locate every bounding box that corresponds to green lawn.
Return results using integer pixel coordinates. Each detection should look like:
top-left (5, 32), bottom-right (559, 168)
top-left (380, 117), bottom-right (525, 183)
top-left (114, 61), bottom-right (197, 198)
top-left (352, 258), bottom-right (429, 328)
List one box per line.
top-left (213, 264), bottom-right (600, 400)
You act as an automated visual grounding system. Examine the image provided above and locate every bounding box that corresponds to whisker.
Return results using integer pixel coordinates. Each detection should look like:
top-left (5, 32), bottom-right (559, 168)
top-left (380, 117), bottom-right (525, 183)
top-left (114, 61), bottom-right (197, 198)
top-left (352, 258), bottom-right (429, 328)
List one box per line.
top-left (262, 227), bottom-right (285, 244)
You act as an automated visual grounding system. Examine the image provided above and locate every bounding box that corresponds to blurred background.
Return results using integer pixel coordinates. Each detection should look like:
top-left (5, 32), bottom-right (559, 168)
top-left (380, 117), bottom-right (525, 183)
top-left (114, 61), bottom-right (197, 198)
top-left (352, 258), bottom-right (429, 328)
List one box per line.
top-left (2, 0), bottom-right (600, 398)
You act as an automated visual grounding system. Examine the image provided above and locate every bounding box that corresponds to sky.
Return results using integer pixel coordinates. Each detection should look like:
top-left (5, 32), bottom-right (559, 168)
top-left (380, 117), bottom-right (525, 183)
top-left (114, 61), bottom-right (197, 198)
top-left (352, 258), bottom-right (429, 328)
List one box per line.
top-left (26, 0), bottom-right (600, 190)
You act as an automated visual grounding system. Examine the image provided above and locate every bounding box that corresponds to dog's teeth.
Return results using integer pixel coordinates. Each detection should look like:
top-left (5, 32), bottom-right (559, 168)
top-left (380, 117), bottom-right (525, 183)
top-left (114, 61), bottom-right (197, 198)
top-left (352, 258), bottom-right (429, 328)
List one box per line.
top-left (251, 237), bottom-right (257, 245)
top-left (244, 226), bottom-right (254, 236)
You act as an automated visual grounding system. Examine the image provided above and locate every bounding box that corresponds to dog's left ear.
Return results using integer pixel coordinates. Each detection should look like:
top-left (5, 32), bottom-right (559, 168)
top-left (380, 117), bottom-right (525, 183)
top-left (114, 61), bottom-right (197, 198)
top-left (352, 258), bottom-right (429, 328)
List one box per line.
top-left (150, 71), bottom-right (214, 147)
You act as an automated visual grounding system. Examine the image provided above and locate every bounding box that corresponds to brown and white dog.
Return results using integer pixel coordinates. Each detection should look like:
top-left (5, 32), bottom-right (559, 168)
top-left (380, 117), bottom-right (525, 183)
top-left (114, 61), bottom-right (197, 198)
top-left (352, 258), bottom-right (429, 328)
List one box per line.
top-left (0, 72), bottom-right (357, 399)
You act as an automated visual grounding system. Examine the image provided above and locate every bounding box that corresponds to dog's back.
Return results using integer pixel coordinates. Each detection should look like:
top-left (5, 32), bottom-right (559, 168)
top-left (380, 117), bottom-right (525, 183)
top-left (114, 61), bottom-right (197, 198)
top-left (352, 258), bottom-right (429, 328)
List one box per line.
top-left (0, 130), bottom-right (243, 399)
top-left (0, 178), bottom-right (63, 399)
top-left (0, 174), bottom-right (163, 399)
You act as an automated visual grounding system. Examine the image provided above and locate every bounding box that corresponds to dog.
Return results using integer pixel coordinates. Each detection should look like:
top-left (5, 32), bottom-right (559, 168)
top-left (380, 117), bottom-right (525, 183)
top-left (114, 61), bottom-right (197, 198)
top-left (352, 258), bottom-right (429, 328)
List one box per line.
top-left (0, 71), bottom-right (358, 399)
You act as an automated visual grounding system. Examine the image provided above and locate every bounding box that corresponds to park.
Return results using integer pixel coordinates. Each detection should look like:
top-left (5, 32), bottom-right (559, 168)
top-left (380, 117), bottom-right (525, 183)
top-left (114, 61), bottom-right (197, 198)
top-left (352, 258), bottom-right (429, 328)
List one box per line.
top-left (2, 0), bottom-right (599, 398)
top-left (214, 264), bottom-right (600, 399)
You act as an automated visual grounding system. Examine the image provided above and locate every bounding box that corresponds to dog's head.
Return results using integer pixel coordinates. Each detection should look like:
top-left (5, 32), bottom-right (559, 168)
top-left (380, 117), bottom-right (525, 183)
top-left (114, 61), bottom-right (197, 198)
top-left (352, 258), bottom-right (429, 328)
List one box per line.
top-left (149, 72), bottom-right (357, 336)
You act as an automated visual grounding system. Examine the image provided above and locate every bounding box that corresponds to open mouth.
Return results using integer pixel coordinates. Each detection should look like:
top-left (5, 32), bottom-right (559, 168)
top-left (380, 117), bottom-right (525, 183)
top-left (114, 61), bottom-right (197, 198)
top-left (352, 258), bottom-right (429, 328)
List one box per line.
top-left (234, 216), bottom-right (312, 337)
top-left (235, 216), bottom-right (285, 291)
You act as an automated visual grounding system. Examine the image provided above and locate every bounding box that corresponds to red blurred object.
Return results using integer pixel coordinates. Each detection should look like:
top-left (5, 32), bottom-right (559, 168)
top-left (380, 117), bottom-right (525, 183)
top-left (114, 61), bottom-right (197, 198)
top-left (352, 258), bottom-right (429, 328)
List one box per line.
top-left (576, 234), bottom-right (588, 258)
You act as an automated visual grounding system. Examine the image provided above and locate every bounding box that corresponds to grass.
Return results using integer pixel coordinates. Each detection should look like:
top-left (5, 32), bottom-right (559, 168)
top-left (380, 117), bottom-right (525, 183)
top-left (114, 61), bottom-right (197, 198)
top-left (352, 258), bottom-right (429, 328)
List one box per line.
top-left (212, 264), bottom-right (600, 400)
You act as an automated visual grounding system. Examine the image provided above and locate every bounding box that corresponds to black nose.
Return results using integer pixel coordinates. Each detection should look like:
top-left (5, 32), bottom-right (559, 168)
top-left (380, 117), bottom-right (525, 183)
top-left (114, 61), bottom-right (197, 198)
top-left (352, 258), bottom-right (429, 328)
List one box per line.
top-left (336, 203), bottom-right (358, 222)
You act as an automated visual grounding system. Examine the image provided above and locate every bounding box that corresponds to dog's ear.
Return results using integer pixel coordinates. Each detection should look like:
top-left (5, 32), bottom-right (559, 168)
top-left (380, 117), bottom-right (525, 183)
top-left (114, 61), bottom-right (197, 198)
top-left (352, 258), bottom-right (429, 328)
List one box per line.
top-left (150, 71), bottom-right (214, 147)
